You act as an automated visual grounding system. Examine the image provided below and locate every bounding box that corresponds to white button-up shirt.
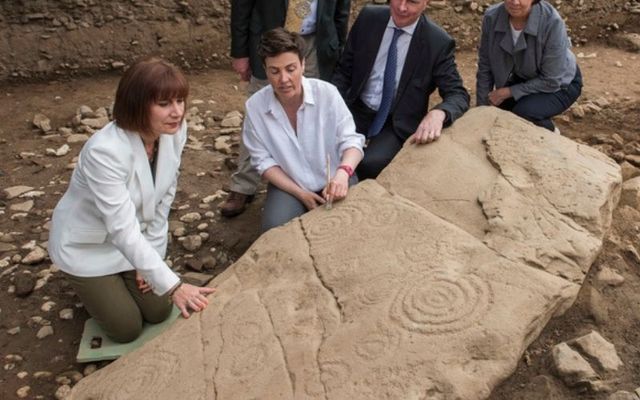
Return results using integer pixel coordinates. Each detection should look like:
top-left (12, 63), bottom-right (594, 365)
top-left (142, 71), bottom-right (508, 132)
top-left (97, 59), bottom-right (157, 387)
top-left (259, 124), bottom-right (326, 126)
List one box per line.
top-left (243, 78), bottom-right (365, 192)
top-left (361, 17), bottom-right (419, 111)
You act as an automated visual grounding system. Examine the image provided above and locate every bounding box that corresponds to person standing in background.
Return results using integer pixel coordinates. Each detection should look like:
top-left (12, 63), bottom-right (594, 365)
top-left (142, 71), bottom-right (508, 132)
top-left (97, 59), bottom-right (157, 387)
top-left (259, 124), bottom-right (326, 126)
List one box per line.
top-left (221, 0), bottom-right (351, 218)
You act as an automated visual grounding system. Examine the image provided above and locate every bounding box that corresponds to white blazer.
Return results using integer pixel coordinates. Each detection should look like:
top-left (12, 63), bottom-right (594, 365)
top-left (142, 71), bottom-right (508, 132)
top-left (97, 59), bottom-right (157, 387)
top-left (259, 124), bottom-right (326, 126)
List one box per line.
top-left (49, 121), bottom-right (187, 295)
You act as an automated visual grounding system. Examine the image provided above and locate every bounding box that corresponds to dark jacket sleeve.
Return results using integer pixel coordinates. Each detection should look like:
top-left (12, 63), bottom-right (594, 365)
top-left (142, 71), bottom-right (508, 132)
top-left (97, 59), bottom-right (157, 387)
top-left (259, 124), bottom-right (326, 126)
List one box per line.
top-left (334, 0), bottom-right (351, 49)
top-left (230, 0), bottom-right (257, 58)
top-left (331, 5), bottom-right (363, 100)
top-left (431, 39), bottom-right (470, 126)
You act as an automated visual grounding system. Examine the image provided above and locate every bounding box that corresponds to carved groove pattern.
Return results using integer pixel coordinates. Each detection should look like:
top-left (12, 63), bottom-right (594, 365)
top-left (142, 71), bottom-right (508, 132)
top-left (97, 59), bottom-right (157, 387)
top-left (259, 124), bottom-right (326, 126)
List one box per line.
top-left (390, 271), bottom-right (493, 334)
top-left (95, 351), bottom-right (180, 399)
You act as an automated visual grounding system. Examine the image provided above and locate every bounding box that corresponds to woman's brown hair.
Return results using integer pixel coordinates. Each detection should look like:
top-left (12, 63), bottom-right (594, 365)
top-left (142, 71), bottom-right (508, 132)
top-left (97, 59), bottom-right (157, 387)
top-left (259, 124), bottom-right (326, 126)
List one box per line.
top-left (113, 57), bottom-right (189, 135)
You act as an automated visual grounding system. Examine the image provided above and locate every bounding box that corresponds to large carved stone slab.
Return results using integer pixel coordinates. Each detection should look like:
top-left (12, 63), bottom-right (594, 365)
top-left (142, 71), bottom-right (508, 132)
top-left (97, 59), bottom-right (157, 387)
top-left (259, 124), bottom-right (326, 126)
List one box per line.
top-left (68, 108), bottom-right (620, 400)
top-left (378, 107), bottom-right (621, 284)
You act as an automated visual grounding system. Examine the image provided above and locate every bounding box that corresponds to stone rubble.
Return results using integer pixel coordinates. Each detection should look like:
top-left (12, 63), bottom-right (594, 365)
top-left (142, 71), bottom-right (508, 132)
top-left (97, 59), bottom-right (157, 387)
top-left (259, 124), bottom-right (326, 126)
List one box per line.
top-left (571, 331), bottom-right (624, 372)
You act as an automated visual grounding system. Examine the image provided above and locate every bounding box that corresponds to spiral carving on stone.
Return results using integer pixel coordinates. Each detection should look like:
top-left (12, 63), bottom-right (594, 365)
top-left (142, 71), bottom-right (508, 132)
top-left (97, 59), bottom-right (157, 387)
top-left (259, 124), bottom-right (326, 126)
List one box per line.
top-left (389, 270), bottom-right (493, 334)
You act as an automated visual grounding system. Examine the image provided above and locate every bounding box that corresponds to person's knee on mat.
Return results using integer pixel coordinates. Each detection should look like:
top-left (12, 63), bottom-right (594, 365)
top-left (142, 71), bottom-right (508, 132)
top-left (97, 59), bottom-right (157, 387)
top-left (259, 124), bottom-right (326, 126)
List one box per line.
top-left (143, 301), bottom-right (173, 324)
top-left (104, 316), bottom-right (144, 343)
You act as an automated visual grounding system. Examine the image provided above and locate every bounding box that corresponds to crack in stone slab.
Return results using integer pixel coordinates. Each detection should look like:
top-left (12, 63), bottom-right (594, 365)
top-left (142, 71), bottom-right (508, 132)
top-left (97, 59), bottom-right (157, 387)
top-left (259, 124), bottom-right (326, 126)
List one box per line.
top-left (198, 313), bottom-right (222, 400)
top-left (196, 313), bottom-right (212, 399)
top-left (212, 300), bottom-right (233, 400)
top-left (256, 291), bottom-right (295, 398)
top-left (298, 219), bottom-right (336, 400)
top-left (314, 302), bottom-right (330, 400)
top-left (298, 219), bottom-right (344, 323)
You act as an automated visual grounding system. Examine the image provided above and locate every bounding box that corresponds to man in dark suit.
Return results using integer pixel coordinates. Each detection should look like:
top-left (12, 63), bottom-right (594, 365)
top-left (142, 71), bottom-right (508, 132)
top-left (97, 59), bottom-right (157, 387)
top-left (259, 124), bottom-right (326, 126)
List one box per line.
top-left (221, 0), bottom-right (351, 217)
top-left (333, 0), bottom-right (470, 180)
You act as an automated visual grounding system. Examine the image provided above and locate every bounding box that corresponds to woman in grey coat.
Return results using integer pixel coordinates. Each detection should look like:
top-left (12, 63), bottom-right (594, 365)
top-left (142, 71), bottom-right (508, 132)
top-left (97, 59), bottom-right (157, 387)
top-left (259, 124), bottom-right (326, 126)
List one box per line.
top-left (476, 0), bottom-right (582, 131)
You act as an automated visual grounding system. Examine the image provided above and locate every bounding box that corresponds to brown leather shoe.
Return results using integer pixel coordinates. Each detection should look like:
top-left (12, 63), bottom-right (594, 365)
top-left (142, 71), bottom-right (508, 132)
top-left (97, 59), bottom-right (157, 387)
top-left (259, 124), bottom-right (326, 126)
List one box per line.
top-left (220, 191), bottom-right (253, 218)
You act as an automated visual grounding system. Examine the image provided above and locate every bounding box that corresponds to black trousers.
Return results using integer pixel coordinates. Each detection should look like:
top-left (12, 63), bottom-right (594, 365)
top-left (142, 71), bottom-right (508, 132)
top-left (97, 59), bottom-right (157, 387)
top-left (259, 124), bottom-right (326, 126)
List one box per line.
top-left (500, 66), bottom-right (583, 131)
top-left (350, 99), bottom-right (405, 181)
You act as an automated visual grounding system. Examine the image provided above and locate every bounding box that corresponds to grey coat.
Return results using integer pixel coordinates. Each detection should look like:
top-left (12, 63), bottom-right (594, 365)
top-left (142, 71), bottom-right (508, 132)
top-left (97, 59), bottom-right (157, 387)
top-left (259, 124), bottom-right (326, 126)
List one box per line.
top-left (476, 1), bottom-right (577, 105)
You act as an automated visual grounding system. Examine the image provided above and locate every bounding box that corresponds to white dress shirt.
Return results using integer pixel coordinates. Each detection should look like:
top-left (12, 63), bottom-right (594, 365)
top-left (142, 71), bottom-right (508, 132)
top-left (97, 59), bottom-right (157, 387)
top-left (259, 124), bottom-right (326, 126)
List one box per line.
top-left (243, 77), bottom-right (364, 192)
top-left (360, 17), bottom-right (420, 111)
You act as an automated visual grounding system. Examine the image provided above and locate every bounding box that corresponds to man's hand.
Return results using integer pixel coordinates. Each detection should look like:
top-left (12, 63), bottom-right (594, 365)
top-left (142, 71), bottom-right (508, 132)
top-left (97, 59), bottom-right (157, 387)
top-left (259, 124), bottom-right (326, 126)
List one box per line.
top-left (296, 190), bottom-right (326, 210)
top-left (232, 57), bottom-right (251, 82)
top-left (488, 87), bottom-right (512, 106)
top-left (409, 109), bottom-right (447, 145)
top-left (323, 169), bottom-right (350, 203)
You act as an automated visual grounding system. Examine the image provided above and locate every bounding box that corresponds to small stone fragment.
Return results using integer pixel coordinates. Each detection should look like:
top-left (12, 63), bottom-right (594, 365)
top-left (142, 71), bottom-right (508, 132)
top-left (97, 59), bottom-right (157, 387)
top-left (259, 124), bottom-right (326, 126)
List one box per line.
top-left (10, 200), bottom-right (34, 212)
top-left (7, 326), bottom-right (21, 335)
top-left (552, 342), bottom-right (598, 386)
top-left (571, 331), bottom-right (623, 372)
top-left (179, 212), bottom-right (201, 223)
top-left (17, 371), bottom-right (28, 379)
top-left (202, 190), bottom-right (227, 203)
top-left (22, 246), bottom-right (47, 264)
top-left (16, 386), bottom-right (30, 398)
top-left (220, 115), bottom-right (243, 128)
top-left (621, 176), bottom-right (640, 209)
top-left (185, 258), bottom-right (203, 272)
top-left (59, 308), bottom-right (74, 320)
top-left (202, 255), bottom-right (218, 271)
top-left (81, 116), bottom-right (109, 129)
top-left (83, 364), bottom-right (97, 376)
top-left (36, 325), bottom-right (54, 339)
top-left (608, 390), bottom-right (638, 400)
top-left (214, 136), bottom-right (233, 154)
top-left (34, 371), bottom-right (53, 379)
top-left (182, 235), bottom-right (202, 252)
top-left (14, 272), bottom-right (36, 297)
top-left (595, 267), bottom-right (625, 286)
top-left (55, 385), bottom-right (72, 400)
top-left (181, 272), bottom-right (213, 287)
top-left (33, 113), bottom-right (52, 132)
top-left (67, 133), bottom-right (90, 143)
top-left (621, 161), bottom-right (640, 182)
top-left (571, 105), bottom-right (585, 118)
top-left (41, 301), bottom-right (56, 312)
top-left (46, 144), bottom-right (70, 157)
top-left (4, 186), bottom-right (34, 199)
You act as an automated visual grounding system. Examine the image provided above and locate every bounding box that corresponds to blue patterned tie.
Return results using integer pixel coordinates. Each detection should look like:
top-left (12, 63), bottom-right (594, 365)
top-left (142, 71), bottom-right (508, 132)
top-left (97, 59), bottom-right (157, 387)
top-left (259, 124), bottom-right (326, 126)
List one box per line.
top-left (367, 28), bottom-right (403, 138)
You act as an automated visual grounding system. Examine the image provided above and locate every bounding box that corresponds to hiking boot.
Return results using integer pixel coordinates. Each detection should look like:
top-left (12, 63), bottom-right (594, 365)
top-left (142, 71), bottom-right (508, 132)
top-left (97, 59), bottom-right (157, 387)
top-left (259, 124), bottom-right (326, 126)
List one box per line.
top-left (220, 191), bottom-right (254, 218)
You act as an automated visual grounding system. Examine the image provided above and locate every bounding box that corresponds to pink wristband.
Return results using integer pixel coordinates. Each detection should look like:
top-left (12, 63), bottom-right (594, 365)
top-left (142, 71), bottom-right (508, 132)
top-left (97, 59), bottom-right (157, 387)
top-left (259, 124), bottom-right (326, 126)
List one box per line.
top-left (338, 164), bottom-right (354, 177)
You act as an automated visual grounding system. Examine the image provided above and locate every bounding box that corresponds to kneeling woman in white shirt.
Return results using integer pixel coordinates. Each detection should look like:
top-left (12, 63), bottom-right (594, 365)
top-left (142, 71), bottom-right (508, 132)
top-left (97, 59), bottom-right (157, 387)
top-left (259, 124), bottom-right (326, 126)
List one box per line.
top-left (49, 57), bottom-right (215, 343)
top-left (243, 28), bottom-right (365, 233)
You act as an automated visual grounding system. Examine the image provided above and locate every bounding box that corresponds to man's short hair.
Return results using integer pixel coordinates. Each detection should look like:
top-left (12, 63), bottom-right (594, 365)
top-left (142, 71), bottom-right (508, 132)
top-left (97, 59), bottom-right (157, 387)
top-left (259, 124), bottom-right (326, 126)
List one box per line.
top-left (257, 28), bottom-right (306, 65)
top-left (113, 57), bottom-right (189, 134)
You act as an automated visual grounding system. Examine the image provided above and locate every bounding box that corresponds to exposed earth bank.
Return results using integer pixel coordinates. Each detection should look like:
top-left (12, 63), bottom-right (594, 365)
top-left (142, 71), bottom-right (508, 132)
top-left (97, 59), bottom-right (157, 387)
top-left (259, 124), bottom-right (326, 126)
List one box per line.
top-left (1, 0), bottom-right (639, 82)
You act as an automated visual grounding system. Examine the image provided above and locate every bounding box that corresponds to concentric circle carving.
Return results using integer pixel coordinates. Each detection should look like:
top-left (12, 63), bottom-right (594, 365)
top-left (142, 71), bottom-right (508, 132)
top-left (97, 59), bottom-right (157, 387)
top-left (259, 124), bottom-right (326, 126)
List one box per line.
top-left (390, 271), bottom-right (493, 334)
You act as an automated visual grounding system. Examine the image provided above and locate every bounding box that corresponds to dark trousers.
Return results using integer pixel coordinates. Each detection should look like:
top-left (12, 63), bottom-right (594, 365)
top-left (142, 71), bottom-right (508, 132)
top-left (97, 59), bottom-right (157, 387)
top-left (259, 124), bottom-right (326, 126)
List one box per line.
top-left (501, 66), bottom-right (583, 131)
top-left (350, 99), bottom-right (405, 181)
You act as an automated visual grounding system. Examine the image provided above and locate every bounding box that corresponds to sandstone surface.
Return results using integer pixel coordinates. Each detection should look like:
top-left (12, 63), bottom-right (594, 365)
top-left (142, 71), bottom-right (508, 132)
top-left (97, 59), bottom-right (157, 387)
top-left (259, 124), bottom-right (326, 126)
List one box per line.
top-left (68, 107), bottom-right (621, 400)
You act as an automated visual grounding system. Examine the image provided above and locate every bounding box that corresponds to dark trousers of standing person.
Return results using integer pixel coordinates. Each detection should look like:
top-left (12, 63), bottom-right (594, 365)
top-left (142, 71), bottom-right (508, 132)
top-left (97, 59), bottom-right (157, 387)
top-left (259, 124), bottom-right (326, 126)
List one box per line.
top-left (500, 66), bottom-right (583, 132)
top-left (350, 98), bottom-right (404, 181)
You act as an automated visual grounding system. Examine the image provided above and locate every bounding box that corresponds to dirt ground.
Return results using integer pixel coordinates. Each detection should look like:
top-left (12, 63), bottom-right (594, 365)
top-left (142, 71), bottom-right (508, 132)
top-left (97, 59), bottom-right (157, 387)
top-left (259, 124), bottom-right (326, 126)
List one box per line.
top-left (0, 44), bottom-right (639, 399)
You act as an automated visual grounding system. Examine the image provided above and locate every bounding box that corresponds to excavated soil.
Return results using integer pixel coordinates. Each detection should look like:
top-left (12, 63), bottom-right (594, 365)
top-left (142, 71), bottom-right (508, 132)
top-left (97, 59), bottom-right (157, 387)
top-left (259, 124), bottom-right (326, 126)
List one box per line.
top-left (1, 2), bottom-right (640, 399)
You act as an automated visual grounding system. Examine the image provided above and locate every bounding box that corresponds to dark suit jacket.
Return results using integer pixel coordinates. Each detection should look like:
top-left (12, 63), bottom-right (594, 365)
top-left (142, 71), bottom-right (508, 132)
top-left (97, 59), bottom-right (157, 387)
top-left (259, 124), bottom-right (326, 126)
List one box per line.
top-left (332, 5), bottom-right (470, 140)
top-left (230, 0), bottom-right (350, 81)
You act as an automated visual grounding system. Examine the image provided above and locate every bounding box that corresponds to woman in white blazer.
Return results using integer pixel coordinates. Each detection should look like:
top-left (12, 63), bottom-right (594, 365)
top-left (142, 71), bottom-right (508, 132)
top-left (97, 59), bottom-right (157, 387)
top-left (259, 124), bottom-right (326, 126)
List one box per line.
top-left (49, 58), bottom-right (215, 343)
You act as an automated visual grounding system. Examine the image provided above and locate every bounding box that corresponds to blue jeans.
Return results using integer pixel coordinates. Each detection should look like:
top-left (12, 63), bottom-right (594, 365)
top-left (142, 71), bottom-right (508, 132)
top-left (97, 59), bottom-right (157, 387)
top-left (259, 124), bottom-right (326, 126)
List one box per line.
top-left (501, 66), bottom-right (583, 131)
